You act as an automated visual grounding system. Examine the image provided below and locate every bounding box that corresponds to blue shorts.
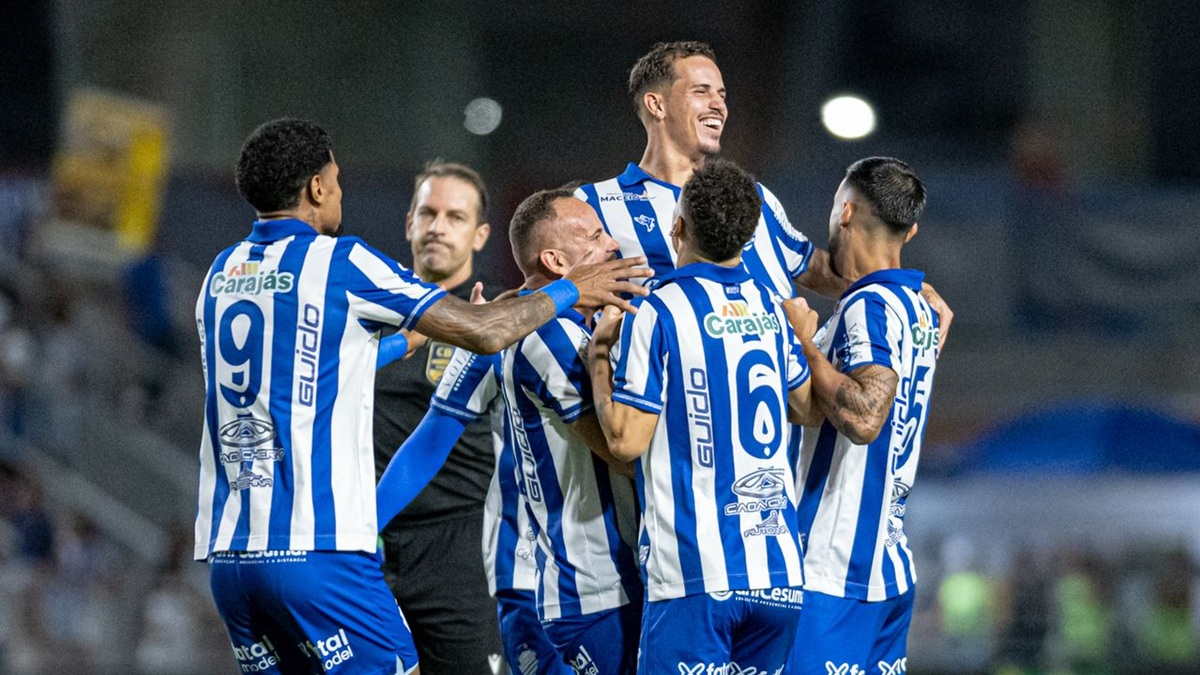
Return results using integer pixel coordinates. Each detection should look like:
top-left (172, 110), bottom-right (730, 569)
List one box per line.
top-left (496, 588), bottom-right (573, 675)
top-left (209, 550), bottom-right (418, 675)
top-left (541, 602), bottom-right (641, 675)
top-left (638, 587), bottom-right (803, 675)
top-left (789, 588), bottom-right (914, 675)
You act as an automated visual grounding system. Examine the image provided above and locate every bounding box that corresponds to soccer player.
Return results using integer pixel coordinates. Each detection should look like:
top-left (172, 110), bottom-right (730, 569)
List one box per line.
top-left (373, 162), bottom-right (505, 675)
top-left (786, 157), bottom-right (940, 675)
top-left (195, 118), bottom-right (650, 675)
top-left (374, 345), bottom-right (571, 675)
top-left (589, 159), bottom-right (814, 674)
top-left (499, 188), bottom-right (643, 675)
top-left (575, 41), bottom-right (952, 338)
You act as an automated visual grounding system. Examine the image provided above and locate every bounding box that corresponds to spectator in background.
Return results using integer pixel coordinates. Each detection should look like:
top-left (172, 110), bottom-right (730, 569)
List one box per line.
top-left (1049, 549), bottom-right (1115, 674)
top-left (1135, 547), bottom-right (1197, 672)
top-left (994, 548), bottom-right (1051, 675)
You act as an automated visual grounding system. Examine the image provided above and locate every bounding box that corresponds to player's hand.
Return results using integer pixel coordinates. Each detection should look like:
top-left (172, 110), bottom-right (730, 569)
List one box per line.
top-left (565, 250), bottom-right (652, 314)
top-left (920, 282), bottom-right (952, 355)
top-left (469, 281), bottom-right (486, 305)
top-left (402, 330), bottom-right (428, 358)
top-left (589, 305), bottom-right (625, 361)
top-left (782, 297), bottom-right (819, 340)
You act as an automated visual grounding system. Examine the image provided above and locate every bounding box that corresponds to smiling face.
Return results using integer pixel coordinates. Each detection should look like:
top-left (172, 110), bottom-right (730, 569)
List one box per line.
top-left (660, 55), bottom-right (727, 160)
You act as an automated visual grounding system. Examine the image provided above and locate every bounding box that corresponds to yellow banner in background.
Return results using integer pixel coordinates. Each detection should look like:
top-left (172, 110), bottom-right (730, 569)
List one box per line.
top-left (46, 89), bottom-right (170, 266)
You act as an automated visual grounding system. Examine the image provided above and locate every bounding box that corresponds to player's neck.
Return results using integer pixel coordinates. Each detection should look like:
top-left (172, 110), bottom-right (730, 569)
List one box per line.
top-left (839, 247), bottom-right (902, 284)
top-left (639, 138), bottom-right (705, 187)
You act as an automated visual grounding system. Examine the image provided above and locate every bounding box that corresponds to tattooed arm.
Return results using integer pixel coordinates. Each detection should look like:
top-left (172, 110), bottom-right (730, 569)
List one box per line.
top-left (414, 255), bottom-right (652, 355)
top-left (797, 335), bottom-right (899, 444)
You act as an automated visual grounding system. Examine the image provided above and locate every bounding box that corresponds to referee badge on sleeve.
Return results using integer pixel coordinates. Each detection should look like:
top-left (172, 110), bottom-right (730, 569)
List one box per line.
top-left (425, 341), bottom-right (456, 384)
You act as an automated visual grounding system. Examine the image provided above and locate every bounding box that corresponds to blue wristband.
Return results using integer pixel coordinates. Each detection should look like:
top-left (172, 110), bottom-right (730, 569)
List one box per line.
top-left (539, 279), bottom-right (580, 315)
top-left (376, 333), bottom-right (409, 369)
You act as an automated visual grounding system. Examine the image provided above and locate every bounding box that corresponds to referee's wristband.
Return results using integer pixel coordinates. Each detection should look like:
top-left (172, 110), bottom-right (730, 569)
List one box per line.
top-left (539, 279), bottom-right (580, 315)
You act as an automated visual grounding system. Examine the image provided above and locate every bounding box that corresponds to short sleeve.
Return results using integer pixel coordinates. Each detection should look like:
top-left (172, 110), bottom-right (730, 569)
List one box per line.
top-left (430, 348), bottom-right (500, 423)
top-left (760, 185), bottom-right (815, 279)
top-left (838, 294), bottom-right (902, 374)
top-left (515, 319), bottom-right (593, 423)
top-left (612, 298), bottom-right (668, 414)
top-left (343, 239), bottom-right (446, 331)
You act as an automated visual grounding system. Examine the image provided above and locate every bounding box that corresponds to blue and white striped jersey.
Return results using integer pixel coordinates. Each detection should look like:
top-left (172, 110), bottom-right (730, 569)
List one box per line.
top-left (575, 163), bottom-right (814, 298)
top-left (194, 218), bottom-right (446, 560)
top-left (430, 347), bottom-right (538, 596)
top-left (499, 308), bottom-right (641, 620)
top-left (796, 269), bottom-right (938, 601)
top-left (612, 262), bottom-right (809, 602)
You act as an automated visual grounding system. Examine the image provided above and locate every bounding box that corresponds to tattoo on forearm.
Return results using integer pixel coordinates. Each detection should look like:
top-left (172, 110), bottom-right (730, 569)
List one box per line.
top-left (828, 365), bottom-right (897, 439)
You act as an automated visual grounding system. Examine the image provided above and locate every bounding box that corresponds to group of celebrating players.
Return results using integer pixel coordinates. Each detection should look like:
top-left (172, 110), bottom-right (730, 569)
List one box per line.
top-left (195, 40), bottom-right (949, 675)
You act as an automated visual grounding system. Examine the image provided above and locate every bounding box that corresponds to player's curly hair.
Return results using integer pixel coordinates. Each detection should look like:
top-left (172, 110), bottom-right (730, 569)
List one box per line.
top-left (235, 118), bottom-right (333, 213)
top-left (628, 41), bottom-right (717, 118)
top-left (844, 157), bottom-right (926, 235)
top-left (509, 187), bottom-right (577, 276)
top-left (679, 159), bottom-right (761, 262)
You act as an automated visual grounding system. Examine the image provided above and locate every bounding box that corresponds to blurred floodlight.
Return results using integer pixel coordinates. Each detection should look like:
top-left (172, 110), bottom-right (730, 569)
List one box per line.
top-left (821, 95), bottom-right (876, 140)
top-left (464, 97), bottom-right (502, 135)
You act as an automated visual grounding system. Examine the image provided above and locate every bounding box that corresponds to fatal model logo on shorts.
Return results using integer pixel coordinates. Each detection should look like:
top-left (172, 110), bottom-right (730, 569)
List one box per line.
top-left (232, 634), bottom-right (279, 672)
top-left (677, 662), bottom-right (783, 675)
top-left (425, 341), bottom-right (456, 384)
top-left (298, 628), bottom-right (355, 671)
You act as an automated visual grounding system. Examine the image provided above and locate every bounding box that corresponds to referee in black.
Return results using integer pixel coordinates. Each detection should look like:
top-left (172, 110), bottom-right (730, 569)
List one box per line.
top-left (374, 161), bottom-right (504, 675)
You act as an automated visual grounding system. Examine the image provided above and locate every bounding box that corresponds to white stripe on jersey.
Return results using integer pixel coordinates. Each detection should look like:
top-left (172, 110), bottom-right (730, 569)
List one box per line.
top-left (796, 270), bottom-right (937, 601)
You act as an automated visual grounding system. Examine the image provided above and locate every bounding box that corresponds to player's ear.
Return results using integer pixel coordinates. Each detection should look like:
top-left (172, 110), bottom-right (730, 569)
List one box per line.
top-left (539, 248), bottom-right (569, 277)
top-left (472, 222), bottom-right (491, 251)
top-left (404, 211), bottom-right (415, 241)
top-left (904, 222), bottom-right (919, 243)
top-left (643, 91), bottom-right (667, 121)
top-left (839, 200), bottom-right (854, 228)
top-left (307, 173), bottom-right (324, 206)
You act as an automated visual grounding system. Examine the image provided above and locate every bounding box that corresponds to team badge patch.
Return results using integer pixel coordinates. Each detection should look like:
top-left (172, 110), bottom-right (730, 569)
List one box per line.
top-left (425, 342), bottom-right (456, 384)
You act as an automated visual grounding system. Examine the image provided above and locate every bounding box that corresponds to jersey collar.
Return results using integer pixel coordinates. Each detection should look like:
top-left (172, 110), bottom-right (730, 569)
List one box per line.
top-left (656, 261), bottom-right (752, 286)
top-left (247, 218), bottom-right (320, 243)
top-left (617, 162), bottom-right (680, 192)
top-left (843, 268), bottom-right (925, 298)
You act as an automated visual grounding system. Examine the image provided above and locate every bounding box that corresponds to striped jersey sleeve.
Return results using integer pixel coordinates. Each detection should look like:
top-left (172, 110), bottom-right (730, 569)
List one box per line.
top-left (431, 348), bottom-right (500, 423)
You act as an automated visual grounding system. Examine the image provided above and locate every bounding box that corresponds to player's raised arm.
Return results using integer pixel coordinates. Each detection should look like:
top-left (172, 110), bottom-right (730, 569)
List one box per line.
top-left (414, 254), bottom-right (651, 355)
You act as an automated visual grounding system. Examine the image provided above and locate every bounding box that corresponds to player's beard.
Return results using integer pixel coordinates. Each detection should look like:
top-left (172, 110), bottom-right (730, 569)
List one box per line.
top-left (828, 234), bottom-right (842, 278)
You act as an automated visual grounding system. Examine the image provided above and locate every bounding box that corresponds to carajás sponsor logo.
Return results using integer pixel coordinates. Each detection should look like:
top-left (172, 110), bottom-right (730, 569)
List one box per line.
top-left (210, 261), bottom-right (294, 297)
top-left (703, 301), bottom-right (781, 339)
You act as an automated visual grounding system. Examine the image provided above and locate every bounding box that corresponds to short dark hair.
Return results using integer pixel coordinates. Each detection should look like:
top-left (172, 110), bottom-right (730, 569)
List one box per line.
top-left (628, 41), bottom-right (717, 117)
top-left (409, 161), bottom-right (488, 224)
top-left (235, 118), bottom-right (332, 213)
top-left (844, 157), bottom-right (926, 235)
top-left (508, 187), bottom-right (576, 276)
top-left (679, 159), bottom-right (762, 262)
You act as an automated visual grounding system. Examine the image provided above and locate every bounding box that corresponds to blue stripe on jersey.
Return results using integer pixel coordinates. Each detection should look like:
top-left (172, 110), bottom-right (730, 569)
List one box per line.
top-left (621, 183), bottom-right (676, 276)
top-left (510, 365), bottom-right (581, 617)
top-left (229, 244), bottom-right (270, 548)
top-left (849, 425), bottom-right (897, 588)
top-left (760, 187), bottom-right (812, 278)
top-left (264, 238), bottom-right (307, 550)
top-left (203, 246), bottom-right (240, 549)
top-left (495, 428), bottom-right (522, 590)
top-left (796, 422), bottom-right (839, 542)
top-left (307, 243), bottom-right (350, 543)
top-left (592, 452), bottom-right (641, 602)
